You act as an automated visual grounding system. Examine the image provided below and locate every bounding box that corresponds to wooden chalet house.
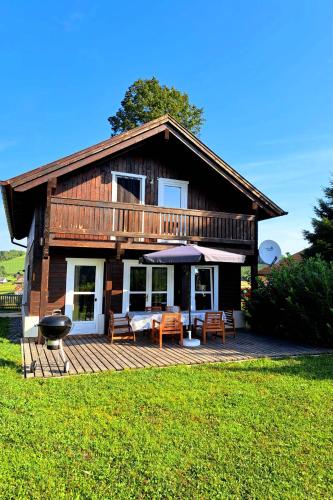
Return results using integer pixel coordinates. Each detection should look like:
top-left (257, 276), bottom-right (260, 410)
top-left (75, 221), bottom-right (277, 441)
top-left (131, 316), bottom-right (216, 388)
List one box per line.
top-left (1, 115), bottom-right (286, 338)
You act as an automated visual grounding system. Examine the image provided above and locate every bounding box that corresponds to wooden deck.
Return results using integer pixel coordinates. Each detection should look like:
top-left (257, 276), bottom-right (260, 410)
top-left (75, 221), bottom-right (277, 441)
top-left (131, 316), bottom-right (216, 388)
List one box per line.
top-left (21, 331), bottom-right (333, 379)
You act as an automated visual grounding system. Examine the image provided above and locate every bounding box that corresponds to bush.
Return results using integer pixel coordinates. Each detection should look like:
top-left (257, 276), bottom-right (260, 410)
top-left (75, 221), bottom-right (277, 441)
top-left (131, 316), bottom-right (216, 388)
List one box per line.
top-left (244, 256), bottom-right (333, 346)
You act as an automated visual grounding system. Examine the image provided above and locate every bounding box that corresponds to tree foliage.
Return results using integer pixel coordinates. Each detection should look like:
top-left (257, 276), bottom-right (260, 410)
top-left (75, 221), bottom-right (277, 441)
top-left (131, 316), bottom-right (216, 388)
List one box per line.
top-left (108, 77), bottom-right (204, 136)
top-left (0, 250), bottom-right (25, 261)
top-left (303, 176), bottom-right (333, 261)
top-left (244, 256), bottom-right (333, 346)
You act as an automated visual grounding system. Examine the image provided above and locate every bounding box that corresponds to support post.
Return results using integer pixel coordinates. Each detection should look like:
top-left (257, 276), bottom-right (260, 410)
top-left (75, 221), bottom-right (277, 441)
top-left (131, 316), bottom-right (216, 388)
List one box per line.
top-left (250, 202), bottom-right (259, 293)
top-left (37, 178), bottom-right (56, 343)
top-left (104, 259), bottom-right (113, 335)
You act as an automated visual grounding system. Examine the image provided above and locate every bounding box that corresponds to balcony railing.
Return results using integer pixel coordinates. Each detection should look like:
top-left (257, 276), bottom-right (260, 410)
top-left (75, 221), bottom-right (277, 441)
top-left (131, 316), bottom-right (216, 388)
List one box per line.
top-left (49, 197), bottom-right (255, 245)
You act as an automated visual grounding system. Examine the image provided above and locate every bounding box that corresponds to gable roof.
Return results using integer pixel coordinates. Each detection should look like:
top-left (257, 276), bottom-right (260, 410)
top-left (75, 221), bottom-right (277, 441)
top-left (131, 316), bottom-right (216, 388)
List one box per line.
top-left (1, 115), bottom-right (286, 239)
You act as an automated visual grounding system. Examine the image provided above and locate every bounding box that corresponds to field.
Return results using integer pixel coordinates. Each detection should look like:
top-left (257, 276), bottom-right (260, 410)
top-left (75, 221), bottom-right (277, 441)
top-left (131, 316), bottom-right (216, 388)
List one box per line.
top-left (0, 255), bottom-right (25, 294)
top-left (0, 255), bottom-right (25, 276)
top-left (0, 282), bottom-right (15, 294)
top-left (0, 318), bottom-right (332, 499)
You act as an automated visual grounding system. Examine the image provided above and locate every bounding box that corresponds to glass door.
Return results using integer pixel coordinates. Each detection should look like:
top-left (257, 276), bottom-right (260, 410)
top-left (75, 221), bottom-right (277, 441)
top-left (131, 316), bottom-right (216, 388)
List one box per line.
top-left (190, 265), bottom-right (219, 311)
top-left (65, 258), bottom-right (104, 334)
top-left (194, 267), bottom-right (213, 310)
top-left (73, 265), bottom-right (96, 321)
top-left (158, 179), bottom-right (189, 241)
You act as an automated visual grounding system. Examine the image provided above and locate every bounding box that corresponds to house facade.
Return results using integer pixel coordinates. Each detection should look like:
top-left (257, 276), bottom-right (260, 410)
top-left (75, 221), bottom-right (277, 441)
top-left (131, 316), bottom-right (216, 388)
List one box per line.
top-left (1, 115), bottom-right (286, 338)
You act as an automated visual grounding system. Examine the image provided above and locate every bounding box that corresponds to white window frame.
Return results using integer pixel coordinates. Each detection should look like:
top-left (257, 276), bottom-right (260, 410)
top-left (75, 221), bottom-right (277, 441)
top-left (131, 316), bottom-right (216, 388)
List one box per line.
top-left (111, 171), bottom-right (146, 205)
top-left (158, 178), bottom-right (189, 208)
top-left (190, 265), bottom-right (219, 311)
top-left (122, 259), bottom-right (174, 314)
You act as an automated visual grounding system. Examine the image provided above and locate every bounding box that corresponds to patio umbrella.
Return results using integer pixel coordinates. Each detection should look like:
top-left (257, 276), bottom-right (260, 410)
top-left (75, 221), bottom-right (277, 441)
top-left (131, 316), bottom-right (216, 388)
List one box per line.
top-left (141, 244), bottom-right (245, 329)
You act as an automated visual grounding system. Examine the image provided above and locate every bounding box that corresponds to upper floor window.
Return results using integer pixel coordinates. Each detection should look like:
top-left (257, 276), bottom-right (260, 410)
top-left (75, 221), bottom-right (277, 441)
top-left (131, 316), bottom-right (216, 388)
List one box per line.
top-left (158, 178), bottom-right (188, 209)
top-left (111, 171), bottom-right (146, 205)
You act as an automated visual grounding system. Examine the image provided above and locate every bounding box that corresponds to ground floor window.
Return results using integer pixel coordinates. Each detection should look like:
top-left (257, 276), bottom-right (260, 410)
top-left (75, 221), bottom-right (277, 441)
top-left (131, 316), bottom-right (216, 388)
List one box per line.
top-left (123, 260), bottom-right (174, 313)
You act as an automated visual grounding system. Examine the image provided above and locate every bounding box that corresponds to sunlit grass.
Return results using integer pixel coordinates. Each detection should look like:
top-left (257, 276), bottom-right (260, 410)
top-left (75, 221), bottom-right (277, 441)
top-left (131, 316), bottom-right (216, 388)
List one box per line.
top-left (0, 318), bottom-right (332, 499)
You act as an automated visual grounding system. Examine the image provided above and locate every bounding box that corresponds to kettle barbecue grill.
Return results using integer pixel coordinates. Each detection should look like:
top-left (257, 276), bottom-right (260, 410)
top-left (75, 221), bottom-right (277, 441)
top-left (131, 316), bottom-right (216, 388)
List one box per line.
top-left (30, 310), bottom-right (72, 374)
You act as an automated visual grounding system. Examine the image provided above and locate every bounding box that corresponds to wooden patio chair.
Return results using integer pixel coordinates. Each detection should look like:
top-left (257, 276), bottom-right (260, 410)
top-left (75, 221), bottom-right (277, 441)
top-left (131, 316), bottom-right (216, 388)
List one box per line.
top-left (152, 313), bottom-right (183, 349)
top-left (108, 311), bottom-right (135, 343)
top-left (224, 309), bottom-right (236, 338)
top-left (145, 306), bottom-right (162, 312)
top-left (193, 312), bottom-right (225, 344)
top-left (165, 305), bottom-right (180, 312)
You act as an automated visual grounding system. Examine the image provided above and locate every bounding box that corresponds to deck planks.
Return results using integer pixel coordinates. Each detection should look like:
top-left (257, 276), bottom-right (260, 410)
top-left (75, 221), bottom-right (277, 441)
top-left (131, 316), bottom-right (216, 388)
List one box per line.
top-left (21, 331), bottom-right (333, 379)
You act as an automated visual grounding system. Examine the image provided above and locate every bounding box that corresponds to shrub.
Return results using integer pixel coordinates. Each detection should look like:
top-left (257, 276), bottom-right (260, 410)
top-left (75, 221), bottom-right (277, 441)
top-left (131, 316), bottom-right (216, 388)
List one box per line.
top-left (244, 256), bottom-right (333, 346)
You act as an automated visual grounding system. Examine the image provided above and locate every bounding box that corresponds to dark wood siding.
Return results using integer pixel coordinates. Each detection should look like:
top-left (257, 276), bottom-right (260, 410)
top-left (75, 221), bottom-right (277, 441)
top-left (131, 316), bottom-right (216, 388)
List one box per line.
top-left (219, 264), bottom-right (241, 310)
top-left (42, 255), bottom-right (124, 317)
top-left (107, 260), bottom-right (124, 314)
top-left (55, 139), bottom-right (253, 215)
top-left (47, 255), bottom-right (67, 314)
top-left (28, 205), bottom-right (44, 316)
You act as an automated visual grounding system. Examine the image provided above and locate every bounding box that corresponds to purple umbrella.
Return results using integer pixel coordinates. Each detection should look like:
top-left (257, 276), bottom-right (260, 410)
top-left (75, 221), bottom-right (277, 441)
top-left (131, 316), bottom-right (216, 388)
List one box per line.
top-left (141, 245), bottom-right (245, 328)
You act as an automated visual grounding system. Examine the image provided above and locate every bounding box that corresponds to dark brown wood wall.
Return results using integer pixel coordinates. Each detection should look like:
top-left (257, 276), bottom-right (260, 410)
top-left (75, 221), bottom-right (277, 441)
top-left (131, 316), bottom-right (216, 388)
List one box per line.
top-left (38, 253), bottom-right (124, 317)
top-left (28, 205), bottom-right (44, 316)
top-left (219, 264), bottom-right (241, 310)
top-left (106, 260), bottom-right (124, 314)
top-left (30, 249), bottom-right (241, 318)
top-left (47, 255), bottom-right (67, 314)
top-left (55, 140), bottom-right (253, 215)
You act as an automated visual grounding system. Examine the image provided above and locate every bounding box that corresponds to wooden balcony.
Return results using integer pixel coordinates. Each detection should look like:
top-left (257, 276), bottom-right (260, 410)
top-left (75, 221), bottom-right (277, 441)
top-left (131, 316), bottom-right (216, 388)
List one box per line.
top-left (49, 197), bottom-right (256, 250)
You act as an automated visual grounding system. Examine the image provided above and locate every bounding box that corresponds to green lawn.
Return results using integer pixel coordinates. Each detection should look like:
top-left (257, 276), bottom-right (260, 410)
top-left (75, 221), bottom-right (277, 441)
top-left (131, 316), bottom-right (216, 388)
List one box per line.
top-left (0, 318), bottom-right (332, 499)
top-left (0, 255), bottom-right (25, 276)
top-left (0, 282), bottom-right (15, 294)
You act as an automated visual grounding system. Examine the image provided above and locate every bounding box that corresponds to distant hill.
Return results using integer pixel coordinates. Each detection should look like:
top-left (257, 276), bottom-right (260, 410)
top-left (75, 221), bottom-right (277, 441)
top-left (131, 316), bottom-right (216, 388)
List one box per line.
top-left (0, 251), bottom-right (25, 278)
top-left (1, 255), bottom-right (25, 276)
top-left (0, 251), bottom-right (25, 294)
top-left (0, 250), bottom-right (25, 261)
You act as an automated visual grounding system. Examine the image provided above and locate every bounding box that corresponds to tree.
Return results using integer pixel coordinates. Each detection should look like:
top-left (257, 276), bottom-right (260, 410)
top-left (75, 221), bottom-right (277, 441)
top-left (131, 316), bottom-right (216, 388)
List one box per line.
top-left (303, 176), bottom-right (333, 261)
top-left (108, 77), bottom-right (204, 136)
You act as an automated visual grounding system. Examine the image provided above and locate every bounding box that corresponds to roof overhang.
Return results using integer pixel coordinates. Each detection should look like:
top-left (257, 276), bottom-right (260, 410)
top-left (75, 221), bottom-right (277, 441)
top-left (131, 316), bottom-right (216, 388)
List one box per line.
top-left (2, 115), bottom-right (287, 239)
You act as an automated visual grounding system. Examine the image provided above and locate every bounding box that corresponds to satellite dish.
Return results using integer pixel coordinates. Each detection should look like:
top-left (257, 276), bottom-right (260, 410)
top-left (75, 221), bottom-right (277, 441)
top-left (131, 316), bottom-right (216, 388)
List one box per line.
top-left (259, 240), bottom-right (282, 266)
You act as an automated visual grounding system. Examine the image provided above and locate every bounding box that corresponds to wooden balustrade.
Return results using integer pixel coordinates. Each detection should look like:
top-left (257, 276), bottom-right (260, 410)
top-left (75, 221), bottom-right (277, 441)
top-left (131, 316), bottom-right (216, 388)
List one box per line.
top-left (49, 197), bottom-right (255, 245)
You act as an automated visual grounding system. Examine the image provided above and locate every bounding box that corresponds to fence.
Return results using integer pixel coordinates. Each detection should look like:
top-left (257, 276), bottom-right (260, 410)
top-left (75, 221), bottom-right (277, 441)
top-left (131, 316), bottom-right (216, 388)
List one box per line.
top-left (0, 294), bottom-right (22, 311)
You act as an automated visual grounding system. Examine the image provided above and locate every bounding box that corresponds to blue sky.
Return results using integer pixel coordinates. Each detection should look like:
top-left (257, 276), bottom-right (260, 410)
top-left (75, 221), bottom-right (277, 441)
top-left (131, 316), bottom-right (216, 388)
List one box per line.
top-left (0, 0), bottom-right (332, 254)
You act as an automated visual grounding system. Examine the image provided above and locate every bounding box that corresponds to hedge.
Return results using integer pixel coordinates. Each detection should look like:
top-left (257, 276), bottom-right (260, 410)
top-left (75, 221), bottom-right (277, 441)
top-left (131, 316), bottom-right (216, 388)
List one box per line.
top-left (244, 256), bottom-right (333, 346)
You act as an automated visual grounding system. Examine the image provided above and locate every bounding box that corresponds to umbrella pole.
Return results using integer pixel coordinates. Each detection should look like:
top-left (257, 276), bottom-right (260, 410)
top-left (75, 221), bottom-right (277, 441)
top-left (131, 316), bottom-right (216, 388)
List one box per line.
top-left (188, 264), bottom-right (192, 334)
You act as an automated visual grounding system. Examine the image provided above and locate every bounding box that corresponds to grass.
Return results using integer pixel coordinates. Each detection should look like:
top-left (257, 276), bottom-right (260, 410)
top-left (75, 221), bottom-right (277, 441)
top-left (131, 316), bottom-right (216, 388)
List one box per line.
top-left (0, 255), bottom-right (25, 294)
top-left (0, 282), bottom-right (15, 294)
top-left (0, 318), bottom-right (332, 499)
top-left (0, 255), bottom-right (25, 276)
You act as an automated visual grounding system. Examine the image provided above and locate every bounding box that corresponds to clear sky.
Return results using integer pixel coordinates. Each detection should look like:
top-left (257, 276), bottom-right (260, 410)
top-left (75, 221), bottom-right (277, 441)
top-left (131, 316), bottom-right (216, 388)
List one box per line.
top-left (0, 0), bottom-right (332, 254)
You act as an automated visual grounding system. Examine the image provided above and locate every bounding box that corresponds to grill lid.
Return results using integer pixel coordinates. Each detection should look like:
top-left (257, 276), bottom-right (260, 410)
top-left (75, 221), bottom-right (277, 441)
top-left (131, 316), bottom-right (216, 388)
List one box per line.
top-left (38, 315), bottom-right (72, 328)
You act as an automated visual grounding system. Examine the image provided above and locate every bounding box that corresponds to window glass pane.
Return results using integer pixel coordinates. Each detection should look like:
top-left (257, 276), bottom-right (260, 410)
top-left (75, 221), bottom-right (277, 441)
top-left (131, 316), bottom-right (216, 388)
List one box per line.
top-left (152, 267), bottom-right (167, 291)
top-left (164, 185), bottom-right (182, 208)
top-left (195, 294), bottom-right (212, 310)
top-left (195, 268), bottom-right (211, 292)
top-left (129, 293), bottom-right (146, 311)
top-left (117, 176), bottom-right (141, 204)
top-left (73, 294), bottom-right (94, 321)
top-left (74, 266), bottom-right (95, 292)
top-left (130, 267), bottom-right (146, 292)
top-left (151, 293), bottom-right (167, 308)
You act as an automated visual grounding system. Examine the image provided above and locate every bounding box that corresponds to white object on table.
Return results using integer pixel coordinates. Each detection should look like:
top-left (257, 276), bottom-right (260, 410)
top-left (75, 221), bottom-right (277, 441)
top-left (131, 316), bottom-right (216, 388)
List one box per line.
top-left (128, 311), bottom-right (226, 332)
